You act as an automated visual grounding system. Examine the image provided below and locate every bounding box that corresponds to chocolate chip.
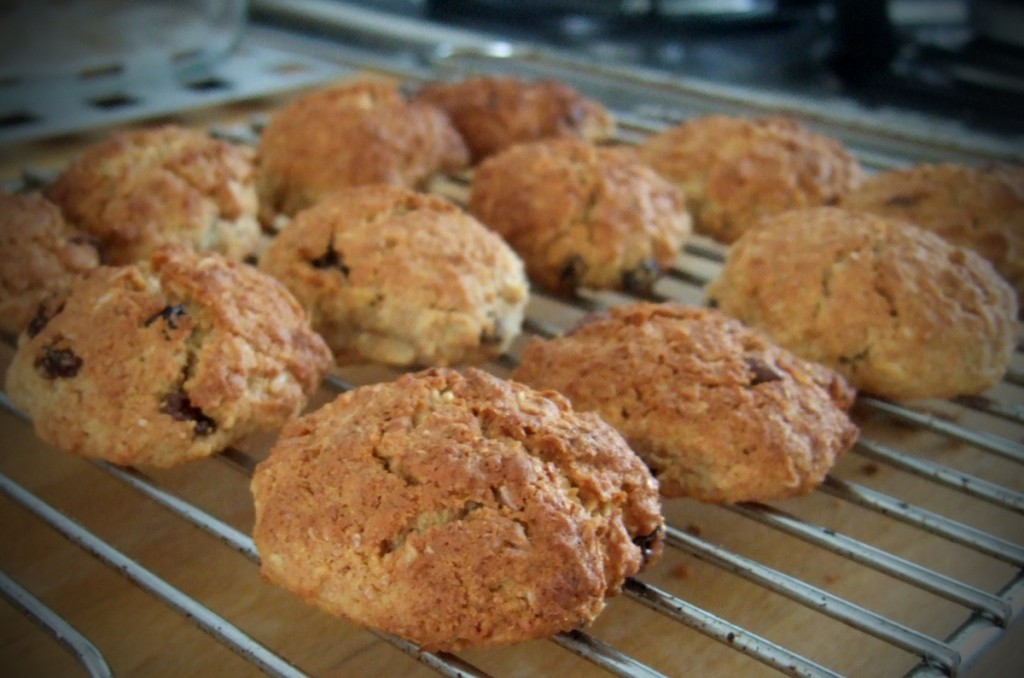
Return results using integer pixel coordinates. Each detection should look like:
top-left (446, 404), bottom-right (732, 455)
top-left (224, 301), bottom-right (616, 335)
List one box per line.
top-left (144, 304), bottom-right (186, 330)
top-left (160, 392), bottom-right (216, 435)
top-left (26, 300), bottom-right (65, 338)
top-left (35, 346), bottom-right (82, 379)
top-left (480, 318), bottom-right (505, 346)
top-left (706, 297), bottom-right (719, 309)
top-left (632, 527), bottom-right (662, 567)
top-left (310, 245), bottom-right (349, 275)
top-left (885, 193), bottom-right (924, 208)
top-left (745, 356), bottom-right (783, 386)
top-left (622, 260), bottom-right (660, 294)
top-left (243, 254), bottom-right (259, 266)
top-left (558, 255), bottom-right (587, 291)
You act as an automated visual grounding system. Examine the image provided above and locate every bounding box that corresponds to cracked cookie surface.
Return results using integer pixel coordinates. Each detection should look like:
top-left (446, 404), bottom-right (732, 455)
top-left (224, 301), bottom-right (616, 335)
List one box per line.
top-left (254, 80), bottom-right (469, 225)
top-left (259, 185), bottom-right (528, 367)
top-left (0, 190), bottom-right (101, 336)
top-left (412, 75), bottom-right (615, 163)
top-left (513, 303), bottom-right (858, 503)
top-left (46, 125), bottom-right (261, 265)
top-left (840, 162), bottom-right (1024, 302)
top-left (251, 367), bottom-right (663, 651)
top-left (706, 207), bottom-right (1019, 401)
top-left (469, 138), bottom-right (691, 294)
top-left (5, 247), bottom-right (332, 467)
top-left (638, 115), bottom-right (863, 244)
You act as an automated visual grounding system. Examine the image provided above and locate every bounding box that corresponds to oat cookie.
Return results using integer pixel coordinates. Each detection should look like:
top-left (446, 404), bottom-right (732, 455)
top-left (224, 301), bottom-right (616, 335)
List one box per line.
top-left (638, 115), bottom-right (863, 244)
top-left (0, 190), bottom-right (101, 336)
top-left (255, 81), bottom-right (469, 224)
top-left (513, 303), bottom-right (858, 503)
top-left (258, 185), bottom-right (528, 367)
top-left (46, 125), bottom-right (261, 265)
top-left (706, 207), bottom-right (1018, 401)
top-left (469, 138), bottom-right (691, 294)
top-left (252, 367), bottom-right (663, 651)
top-left (5, 247), bottom-right (332, 468)
top-left (841, 162), bottom-right (1024, 302)
top-left (412, 75), bottom-right (615, 162)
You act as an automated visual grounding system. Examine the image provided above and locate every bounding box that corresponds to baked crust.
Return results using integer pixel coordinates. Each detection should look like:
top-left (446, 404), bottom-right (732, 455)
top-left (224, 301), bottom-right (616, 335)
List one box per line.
top-left (469, 138), bottom-right (691, 294)
top-left (46, 125), bottom-right (261, 264)
top-left (513, 303), bottom-right (858, 503)
top-left (413, 75), bottom-right (615, 162)
top-left (638, 115), bottom-right (862, 243)
top-left (258, 185), bottom-right (528, 367)
top-left (706, 207), bottom-right (1018, 401)
top-left (255, 81), bottom-right (469, 223)
top-left (5, 247), bottom-right (332, 467)
top-left (0, 190), bottom-right (100, 336)
top-left (841, 162), bottom-right (1024, 303)
top-left (252, 367), bottom-right (663, 651)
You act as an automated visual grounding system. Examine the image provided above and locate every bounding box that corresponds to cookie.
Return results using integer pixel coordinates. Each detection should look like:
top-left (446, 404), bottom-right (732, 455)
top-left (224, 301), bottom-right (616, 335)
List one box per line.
top-left (254, 80), bottom-right (469, 224)
top-left (46, 125), bottom-right (261, 265)
top-left (5, 247), bottom-right (332, 468)
top-left (468, 138), bottom-right (691, 294)
top-left (705, 207), bottom-right (1018, 401)
top-left (412, 75), bottom-right (615, 163)
top-left (638, 115), bottom-right (863, 244)
top-left (840, 162), bottom-right (1024, 302)
top-left (251, 367), bottom-right (664, 651)
top-left (512, 303), bottom-right (858, 503)
top-left (258, 185), bottom-right (528, 367)
top-left (0, 190), bottom-right (101, 336)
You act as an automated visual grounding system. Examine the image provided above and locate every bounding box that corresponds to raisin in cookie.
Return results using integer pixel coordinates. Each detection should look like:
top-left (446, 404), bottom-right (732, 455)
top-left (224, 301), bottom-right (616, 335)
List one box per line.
top-left (46, 125), bottom-right (261, 265)
top-left (255, 80), bottom-right (469, 224)
top-left (252, 367), bottom-right (663, 651)
top-left (5, 247), bottom-right (332, 468)
top-left (841, 162), bottom-right (1024, 302)
top-left (0, 190), bottom-right (101, 336)
top-left (469, 138), bottom-right (691, 294)
top-left (706, 207), bottom-right (1018, 401)
top-left (259, 185), bottom-right (528, 368)
top-left (513, 303), bottom-right (858, 503)
top-left (412, 75), bottom-right (615, 163)
top-left (638, 115), bottom-right (862, 244)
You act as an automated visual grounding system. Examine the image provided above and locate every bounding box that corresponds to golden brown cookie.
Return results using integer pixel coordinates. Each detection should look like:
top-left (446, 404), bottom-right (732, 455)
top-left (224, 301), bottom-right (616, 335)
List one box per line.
top-left (705, 207), bottom-right (1018, 401)
top-left (5, 247), bottom-right (332, 468)
top-left (512, 303), bottom-right (858, 503)
top-left (412, 75), bottom-right (615, 163)
top-left (254, 80), bottom-right (469, 224)
top-left (252, 367), bottom-right (663, 651)
top-left (840, 162), bottom-right (1024, 302)
top-left (0, 190), bottom-right (101, 336)
top-left (638, 115), bottom-right (863, 244)
top-left (468, 138), bottom-right (691, 294)
top-left (258, 185), bottom-right (528, 367)
top-left (46, 125), bottom-right (261, 265)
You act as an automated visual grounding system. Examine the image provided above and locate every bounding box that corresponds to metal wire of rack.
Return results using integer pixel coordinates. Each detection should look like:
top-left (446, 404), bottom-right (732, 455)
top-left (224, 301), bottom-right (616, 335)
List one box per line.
top-left (1, 19), bottom-right (1023, 678)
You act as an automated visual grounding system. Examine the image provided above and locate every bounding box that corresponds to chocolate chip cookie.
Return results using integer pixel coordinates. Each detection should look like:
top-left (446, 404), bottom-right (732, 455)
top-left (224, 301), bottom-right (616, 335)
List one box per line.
top-left (5, 247), bottom-right (332, 467)
top-left (46, 125), bottom-right (261, 264)
top-left (255, 80), bottom-right (469, 224)
top-left (258, 185), bottom-right (528, 367)
top-left (412, 75), bottom-right (615, 163)
top-left (706, 207), bottom-right (1018, 401)
top-left (638, 115), bottom-right (862, 244)
top-left (0, 190), bottom-right (101, 336)
top-left (513, 303), bottom-right (858, 503)
top-left (251, 367), bottom-right (663, 651)
top-left (469, 138), bottom-right (691, 294)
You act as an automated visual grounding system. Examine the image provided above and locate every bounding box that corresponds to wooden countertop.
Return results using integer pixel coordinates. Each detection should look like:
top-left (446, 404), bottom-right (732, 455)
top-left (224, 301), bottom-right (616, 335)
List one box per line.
top-left (1, 78), bottom-right (1022, 678)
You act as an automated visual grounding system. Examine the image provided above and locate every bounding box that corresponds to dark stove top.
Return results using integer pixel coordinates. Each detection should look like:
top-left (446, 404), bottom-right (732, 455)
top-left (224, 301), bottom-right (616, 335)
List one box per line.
top-left (323, 0), bottom-right (1024, 138)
